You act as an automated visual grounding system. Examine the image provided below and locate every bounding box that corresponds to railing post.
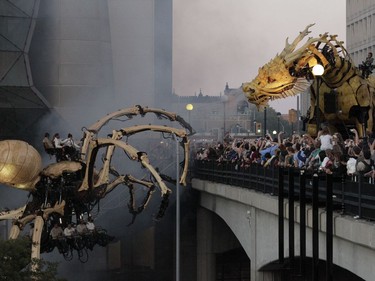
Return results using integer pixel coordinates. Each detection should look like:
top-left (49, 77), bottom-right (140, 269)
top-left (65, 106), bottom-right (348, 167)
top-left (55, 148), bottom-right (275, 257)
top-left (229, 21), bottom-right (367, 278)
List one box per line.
top-left (213, 160), bottom-right (217, 181)
top-left (341, 174), bottom-right (345, 215)
top-left (225, 161), bottom-right (230, 185)
top-left (326, 174), bottom-right (333, 281)
top-left (263, 166), bottom-right (267, 193)
top-left (312, 173), bottom-right (319, 281)
top-left (272, 166), bottom-right (276, 195)
top-left (358, 174), bottom-right (362, 218)
top-left (299, 169), bottom-right (306, 278)
top-left (278, 166), bottom-right (284, 265)
top-left (288, 167), bottom-right (295, 271)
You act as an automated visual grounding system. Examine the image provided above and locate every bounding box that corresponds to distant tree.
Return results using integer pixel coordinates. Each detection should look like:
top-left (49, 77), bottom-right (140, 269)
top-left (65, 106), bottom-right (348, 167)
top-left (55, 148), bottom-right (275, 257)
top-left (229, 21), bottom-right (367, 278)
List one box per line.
top-left (0, 237), bottom-right (67, 281)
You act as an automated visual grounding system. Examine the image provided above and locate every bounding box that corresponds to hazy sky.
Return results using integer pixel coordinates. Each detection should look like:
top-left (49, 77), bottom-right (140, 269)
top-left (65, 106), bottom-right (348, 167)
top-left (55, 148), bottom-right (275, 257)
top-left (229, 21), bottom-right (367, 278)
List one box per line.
top-left (173, 0), bottom-right (346, 113)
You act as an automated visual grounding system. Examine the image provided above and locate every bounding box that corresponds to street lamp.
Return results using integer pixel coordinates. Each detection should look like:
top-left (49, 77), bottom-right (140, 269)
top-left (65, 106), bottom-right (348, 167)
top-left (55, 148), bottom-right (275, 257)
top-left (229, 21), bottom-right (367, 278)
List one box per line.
top-left (263, 107), bottom-right (267, 136)
top-left (277, 112), bottom-right (281, 133)
top-left (312, 64), bottom-right (324, 134)
top-left (221, 95), bottom-right (229, 140)
top-left (174, 134), bottom-right (181, 281)
top-left (186, 103), bottom-right (193, 125)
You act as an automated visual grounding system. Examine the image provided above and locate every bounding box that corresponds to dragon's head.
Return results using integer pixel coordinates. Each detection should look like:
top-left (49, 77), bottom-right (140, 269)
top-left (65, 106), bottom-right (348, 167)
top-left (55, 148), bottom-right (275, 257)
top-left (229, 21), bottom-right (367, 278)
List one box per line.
top-left (242, 24), bottom-right (331, 110)
top-left (242, 56), bottom-right (312, 110)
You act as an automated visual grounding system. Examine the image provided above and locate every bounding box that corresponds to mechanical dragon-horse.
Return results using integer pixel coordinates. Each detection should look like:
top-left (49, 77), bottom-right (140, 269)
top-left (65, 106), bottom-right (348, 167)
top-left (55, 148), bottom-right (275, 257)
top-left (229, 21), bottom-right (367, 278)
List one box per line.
top-left (242, 24), bottom-right (375, 137)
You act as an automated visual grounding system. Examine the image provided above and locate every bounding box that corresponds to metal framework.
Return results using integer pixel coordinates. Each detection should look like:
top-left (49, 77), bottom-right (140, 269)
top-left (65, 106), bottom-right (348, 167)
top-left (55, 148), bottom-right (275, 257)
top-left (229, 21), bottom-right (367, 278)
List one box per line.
top-left (0, 0), bottom-right (50, 139)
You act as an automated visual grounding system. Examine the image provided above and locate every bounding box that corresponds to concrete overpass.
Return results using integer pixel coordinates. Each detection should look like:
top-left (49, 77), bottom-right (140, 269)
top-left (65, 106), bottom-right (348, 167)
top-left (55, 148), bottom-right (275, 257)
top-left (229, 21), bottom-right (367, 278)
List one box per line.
top-left (192, 178), bottom-right (375, 281)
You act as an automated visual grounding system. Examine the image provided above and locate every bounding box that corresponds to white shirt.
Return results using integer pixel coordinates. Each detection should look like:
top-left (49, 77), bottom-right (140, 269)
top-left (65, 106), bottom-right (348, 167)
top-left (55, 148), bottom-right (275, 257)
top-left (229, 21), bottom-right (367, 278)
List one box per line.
top-left (54, 137), bottom-right (63, 148)
top-left (319, 134), bottom-right (333, 151)
top-left (77, 223), bottom-right (88, 234)
top-left (86, 221), bottom-right (95, 231)
top-left (62, 137), bottom-right (80, 149)
top-left (64, 226), bottom-right (76, 237)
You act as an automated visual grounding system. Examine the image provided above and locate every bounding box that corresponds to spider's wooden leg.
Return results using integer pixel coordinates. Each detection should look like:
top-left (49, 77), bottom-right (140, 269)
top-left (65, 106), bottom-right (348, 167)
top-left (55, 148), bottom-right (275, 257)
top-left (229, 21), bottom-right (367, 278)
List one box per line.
top-left (180, 139), bottom-right (191, 186)
top-left (9, 214), bottom-right (36, 239)
top-left (0, 205), bottom-right (26, 221)
top-left (32, 201), bottom-right (66, 258)
top-left (31, 215), bottom-right (44, 262)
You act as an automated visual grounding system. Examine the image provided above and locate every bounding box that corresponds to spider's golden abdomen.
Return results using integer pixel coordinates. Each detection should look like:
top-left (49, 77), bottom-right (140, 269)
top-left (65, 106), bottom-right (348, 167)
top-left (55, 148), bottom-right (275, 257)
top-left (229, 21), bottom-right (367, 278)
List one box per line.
top-left (0, 140), bottom-right (41, 190)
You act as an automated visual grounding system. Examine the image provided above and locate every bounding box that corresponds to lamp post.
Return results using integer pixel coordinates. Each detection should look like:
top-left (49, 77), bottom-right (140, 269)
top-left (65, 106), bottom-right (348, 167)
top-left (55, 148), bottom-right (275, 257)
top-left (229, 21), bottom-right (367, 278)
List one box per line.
top-left (277, 112), bottom-right (281, 133)
top-left (174, 134), bottom-right (181, 281)
top-left (312, 64), bottom-right (324, 134)
top-left (221, 95), bottom-right (229, 140)
top-left (263, 107), bottom-right (267, 135)
top-left (186, 103), bottom-right (193, 125)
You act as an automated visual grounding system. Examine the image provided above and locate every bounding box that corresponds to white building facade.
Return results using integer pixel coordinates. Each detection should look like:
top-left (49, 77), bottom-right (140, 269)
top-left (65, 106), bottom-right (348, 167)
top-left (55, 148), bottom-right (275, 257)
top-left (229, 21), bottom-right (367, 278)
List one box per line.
top-left (346, 0), bottom-right (375, 64)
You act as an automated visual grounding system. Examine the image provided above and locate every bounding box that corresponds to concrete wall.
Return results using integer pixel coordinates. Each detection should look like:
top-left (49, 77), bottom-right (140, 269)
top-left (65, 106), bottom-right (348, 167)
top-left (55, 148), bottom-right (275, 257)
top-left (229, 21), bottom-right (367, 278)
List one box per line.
top-left (31, 0), bottom-right (114, 98)
top-left (193, 178), bottom-right (375, 281)
top-left (107, 0), bottom-right (173, 108)
top-left (29, 0), bottom-right (114, 126)
top-left (108, 0), bottom-right (155, 107)
top-left (197, 207), bottom-right (243, 281)
top-left (346, 0), bottom-right (375, 64)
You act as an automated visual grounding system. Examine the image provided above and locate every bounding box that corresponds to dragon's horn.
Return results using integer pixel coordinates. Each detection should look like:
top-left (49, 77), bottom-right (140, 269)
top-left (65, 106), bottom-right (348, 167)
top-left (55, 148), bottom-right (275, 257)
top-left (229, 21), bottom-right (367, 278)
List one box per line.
top-left (280, 23), bottom-right (315, 58)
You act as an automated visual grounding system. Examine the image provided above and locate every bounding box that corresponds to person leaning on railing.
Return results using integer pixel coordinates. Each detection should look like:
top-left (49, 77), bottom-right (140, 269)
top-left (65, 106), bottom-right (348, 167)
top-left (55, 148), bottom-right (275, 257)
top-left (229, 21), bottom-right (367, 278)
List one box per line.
top-left (355, 145), bottom-right (373, 176)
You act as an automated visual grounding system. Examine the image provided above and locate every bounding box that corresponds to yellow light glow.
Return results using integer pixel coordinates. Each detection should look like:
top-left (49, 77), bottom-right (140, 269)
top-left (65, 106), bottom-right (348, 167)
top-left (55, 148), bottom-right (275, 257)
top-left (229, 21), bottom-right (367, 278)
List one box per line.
top-left (312, 64), bottom-right (324, 76)
top-left (0, 164), bottom-right (17, 182)
top-left (186, 104), bottom-right (193, 111)
top-left (308, 57), bottom-right (318, 67)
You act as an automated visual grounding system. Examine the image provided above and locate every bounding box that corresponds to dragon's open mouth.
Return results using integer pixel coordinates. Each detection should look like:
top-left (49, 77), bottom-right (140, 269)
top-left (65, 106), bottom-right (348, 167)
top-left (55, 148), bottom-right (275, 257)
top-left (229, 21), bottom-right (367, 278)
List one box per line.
top-left (244, 78), bottom-right (312, 106)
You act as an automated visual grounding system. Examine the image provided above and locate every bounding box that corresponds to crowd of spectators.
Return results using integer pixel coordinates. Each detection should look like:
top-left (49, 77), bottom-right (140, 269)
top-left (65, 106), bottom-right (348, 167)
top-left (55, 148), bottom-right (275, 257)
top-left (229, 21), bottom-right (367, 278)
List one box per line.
top-left (193, 127), bottom-right (375, 181)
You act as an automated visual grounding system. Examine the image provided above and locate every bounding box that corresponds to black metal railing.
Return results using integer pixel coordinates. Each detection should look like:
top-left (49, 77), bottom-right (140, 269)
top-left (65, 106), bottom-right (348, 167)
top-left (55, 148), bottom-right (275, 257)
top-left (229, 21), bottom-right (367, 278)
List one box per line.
top-left (193, 160), bottom-right (375, 221)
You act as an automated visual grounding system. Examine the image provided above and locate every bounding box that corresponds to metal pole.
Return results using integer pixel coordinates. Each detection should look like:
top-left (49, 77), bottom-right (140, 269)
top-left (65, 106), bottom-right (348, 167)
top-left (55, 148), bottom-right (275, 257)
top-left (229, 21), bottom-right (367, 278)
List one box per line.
top-left (278, 167), bottom-right (284, 264)
top-left (299, 170), bottom-right (306, 278)
top-left (175, 135), bottom-right (180, 281)
top-left (297, 95), bottom-right (300, 134)
top-left (312, 173), bottom-right (319, 281)
top-left (316, 77), bottom-right (320, 134)
top-left (341, 175), bottom-right (345, 215)
top-left (358, 175), bottom-right (362, 218)
top-left (264, 107), bottom-right (267, 135)
top-left (326, 174), bottom-right (333, 281)
top-left (253, 110), bottom-right (256, 134)
top-left (288, 168), bottom-right (295, 271)
top-left (223, 101), bottom-right (226, 139)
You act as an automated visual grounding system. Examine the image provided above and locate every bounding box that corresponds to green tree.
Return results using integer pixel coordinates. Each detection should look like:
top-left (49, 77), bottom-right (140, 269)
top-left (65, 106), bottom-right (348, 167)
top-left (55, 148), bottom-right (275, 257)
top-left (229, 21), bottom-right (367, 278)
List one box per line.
top-left (0, 237), bottom-right (67, 281)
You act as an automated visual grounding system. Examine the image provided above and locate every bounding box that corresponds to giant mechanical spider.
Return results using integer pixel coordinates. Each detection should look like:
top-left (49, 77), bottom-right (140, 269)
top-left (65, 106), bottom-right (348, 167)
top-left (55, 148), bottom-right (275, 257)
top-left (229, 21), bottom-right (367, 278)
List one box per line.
top-left (0, 105), bottom-right (194, 262)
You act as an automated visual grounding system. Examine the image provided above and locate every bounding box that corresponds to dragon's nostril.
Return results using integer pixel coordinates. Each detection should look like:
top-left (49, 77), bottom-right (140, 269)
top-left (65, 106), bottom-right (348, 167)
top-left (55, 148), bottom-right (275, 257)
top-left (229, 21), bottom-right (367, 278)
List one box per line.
top-left (246, 88), bottom-right (255, 94)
